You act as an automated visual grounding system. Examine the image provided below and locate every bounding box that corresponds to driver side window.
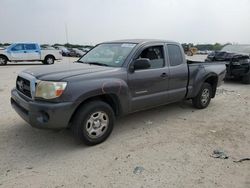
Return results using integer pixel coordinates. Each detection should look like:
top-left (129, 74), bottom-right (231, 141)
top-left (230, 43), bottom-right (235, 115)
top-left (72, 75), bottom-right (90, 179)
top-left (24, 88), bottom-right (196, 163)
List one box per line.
top-left (11, 44), bottom-right (24, 51)
top-left (137, 46), bottom-right (165, 69)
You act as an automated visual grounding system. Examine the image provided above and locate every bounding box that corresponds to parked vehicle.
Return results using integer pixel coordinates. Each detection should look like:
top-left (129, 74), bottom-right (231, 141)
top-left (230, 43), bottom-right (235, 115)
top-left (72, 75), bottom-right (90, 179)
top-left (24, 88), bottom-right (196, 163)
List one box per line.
top-left (206, 44), bottom-right (250, 84)
top-left (54, 46), bottom-right (71, 56)
top-left (11, 39), bottom-right (226, 145)
top-left (68, 48), bottom-right (85, 57)
top-left (0, 43), bottom-right (62, 65)
top-left (72, 48), bottom-right (85, 57)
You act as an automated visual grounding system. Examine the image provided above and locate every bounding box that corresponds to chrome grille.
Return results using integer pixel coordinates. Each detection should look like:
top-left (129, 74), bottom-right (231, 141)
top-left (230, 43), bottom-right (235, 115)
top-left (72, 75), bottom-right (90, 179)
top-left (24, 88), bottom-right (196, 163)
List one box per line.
top-left (16, 76), bottom-right (32, 98)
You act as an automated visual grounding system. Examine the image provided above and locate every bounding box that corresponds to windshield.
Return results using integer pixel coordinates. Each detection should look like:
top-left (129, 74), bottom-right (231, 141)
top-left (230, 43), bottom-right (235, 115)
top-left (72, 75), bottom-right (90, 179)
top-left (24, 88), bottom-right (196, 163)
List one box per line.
top-left (222, 45), bottom-right (250, 55)
top-left (78, 43), bottom-right (136, 67)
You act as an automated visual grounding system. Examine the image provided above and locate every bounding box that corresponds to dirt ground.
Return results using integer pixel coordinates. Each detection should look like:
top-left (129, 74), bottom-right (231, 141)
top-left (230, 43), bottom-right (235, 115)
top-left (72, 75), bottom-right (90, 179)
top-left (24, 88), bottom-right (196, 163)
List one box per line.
top-left (0, 56), bottom-right (249, 188)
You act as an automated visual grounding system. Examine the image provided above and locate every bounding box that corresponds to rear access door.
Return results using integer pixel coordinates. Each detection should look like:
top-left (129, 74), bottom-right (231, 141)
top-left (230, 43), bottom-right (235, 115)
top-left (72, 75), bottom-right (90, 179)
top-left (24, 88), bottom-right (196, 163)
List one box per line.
top-left (23, 43), bottom-right (40, 61)
top-left (165, 43), bottom-right (189, 102)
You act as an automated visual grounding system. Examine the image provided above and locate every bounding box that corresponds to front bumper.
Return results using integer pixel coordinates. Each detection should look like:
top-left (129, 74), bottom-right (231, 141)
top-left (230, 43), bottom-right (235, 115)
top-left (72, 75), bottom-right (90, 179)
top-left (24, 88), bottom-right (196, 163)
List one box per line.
top-left (11, 89), bottom-right (76, 129)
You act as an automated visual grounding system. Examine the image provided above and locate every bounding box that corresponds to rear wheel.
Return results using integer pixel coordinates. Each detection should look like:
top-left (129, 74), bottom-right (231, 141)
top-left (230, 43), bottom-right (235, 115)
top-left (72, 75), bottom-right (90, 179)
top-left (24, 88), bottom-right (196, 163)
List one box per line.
top-left (43, 56), bottom-right (55, 65)
top-left (71, 101), bottom-right (115, 146)
top-left (0, 56), bottom-right (7, 65)
top-left (192, 83), bottom-right (212, 109)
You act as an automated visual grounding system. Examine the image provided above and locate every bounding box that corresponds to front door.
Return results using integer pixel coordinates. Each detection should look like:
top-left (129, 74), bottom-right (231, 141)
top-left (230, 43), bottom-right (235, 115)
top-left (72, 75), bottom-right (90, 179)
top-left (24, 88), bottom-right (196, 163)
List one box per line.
top-left (128, 45), bottom-right (169, 112)
top-left (9, 44), bottom-right (26, 61)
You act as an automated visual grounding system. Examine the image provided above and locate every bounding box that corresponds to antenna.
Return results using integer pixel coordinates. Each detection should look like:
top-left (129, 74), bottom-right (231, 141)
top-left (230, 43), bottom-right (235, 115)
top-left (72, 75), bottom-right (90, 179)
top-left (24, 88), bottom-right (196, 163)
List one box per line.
top-left (64, 22), bottom-right (70, 63)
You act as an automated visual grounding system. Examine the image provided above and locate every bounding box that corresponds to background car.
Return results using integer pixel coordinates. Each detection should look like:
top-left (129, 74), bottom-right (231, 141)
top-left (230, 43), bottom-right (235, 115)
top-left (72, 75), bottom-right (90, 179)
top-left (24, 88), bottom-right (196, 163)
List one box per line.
top-left (54, 46), bottom-right (71, 56)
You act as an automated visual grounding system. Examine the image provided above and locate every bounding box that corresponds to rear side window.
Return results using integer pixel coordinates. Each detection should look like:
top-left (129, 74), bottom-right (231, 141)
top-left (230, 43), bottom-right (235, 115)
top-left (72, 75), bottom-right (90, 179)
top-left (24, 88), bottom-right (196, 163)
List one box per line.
top-left (11, 44), bottom-right (24, 51)
top-left (167, 44), bottom-right (183, 66)
top-left (25, 44), bottom-right (37, 50)
top-left (138, 46), bottom-right (165, 69)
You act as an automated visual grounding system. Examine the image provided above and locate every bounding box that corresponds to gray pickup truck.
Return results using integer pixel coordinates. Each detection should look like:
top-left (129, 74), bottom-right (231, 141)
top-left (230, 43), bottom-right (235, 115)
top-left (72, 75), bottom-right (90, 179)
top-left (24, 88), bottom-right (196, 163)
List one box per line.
top-left (11, 39), bottom-right (226, 145)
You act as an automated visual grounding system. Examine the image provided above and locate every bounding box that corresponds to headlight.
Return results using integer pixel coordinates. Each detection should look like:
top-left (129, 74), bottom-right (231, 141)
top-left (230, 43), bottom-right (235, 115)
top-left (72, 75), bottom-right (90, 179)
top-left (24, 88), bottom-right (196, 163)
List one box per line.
top-left (35, 81), bottom-right (67, 99)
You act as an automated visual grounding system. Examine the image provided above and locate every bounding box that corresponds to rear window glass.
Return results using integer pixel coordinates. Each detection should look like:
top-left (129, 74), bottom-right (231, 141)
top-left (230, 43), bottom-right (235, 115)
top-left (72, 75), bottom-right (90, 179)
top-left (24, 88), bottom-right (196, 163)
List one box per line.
top-left (25, 44), bottom-right (37, 50)
top-left (167, 44), bottom-right (183, 66)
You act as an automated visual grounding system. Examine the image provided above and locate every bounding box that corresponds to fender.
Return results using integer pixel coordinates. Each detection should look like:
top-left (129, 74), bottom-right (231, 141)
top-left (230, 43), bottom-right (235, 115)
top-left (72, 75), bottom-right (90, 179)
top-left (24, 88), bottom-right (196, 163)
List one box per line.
top-left (0, 53), bottom-right (9, 61)
top-left (70, 78), bottom-right (131, 115)
top-left (191, 72), bottom-right (218, 98)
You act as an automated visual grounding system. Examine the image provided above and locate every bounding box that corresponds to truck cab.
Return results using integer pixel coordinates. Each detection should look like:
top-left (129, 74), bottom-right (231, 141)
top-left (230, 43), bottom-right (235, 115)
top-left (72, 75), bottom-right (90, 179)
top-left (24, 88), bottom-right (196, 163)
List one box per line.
top-left (7, 43), bottom-right (41, 61)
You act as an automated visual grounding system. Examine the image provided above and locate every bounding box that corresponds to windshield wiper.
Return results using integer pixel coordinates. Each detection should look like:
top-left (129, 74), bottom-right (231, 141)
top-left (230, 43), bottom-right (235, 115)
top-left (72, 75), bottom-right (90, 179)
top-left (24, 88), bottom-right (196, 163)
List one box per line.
top-left (75, 60), bottom-right (84, 63)
top-left (85, 62), bottom-right (109, 66)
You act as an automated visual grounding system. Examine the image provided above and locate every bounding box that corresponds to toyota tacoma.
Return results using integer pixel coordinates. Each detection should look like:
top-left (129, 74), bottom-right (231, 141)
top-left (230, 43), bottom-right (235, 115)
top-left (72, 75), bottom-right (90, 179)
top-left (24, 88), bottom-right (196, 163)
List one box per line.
top-left (11, 39), bottom-right (226, 145)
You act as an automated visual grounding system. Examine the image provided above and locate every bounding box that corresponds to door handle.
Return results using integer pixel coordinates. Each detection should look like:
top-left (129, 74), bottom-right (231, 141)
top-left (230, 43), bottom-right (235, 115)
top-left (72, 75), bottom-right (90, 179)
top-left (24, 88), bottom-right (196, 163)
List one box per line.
top-left (23, 51), bottom-right (27, 53)
top-left (160, 73), bottom-right (168, 78)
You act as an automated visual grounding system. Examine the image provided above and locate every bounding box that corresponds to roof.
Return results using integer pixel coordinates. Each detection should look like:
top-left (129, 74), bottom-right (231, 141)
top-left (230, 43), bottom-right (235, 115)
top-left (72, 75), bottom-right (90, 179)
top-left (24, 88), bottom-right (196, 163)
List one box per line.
top-left (102, 39), bottom-right (177, 45)
top-left (222, 44), bottom-right (250, 55)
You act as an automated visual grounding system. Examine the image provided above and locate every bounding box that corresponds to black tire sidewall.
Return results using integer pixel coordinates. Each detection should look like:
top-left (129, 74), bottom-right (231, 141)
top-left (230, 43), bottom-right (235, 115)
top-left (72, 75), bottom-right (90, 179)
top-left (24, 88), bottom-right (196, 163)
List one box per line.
top-left (44, 56), bottom-right (55, 64)
top-left (193, 83), bottom-right (212, 109)
top-left (72, 101), bottom-right (115, 145)
top-left (0, 56), bottom-right (7, 65)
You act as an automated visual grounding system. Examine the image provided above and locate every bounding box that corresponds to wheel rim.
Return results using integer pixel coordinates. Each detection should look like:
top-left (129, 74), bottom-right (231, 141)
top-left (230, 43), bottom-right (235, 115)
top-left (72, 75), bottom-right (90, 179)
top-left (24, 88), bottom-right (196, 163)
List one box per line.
top-left (0, 57), bottom-right (6, 65)
top-left (201, 88), bottom-right (210, 105)
top-left (47, 58), bottom-right (53, 64)
top-left (85, 111), bottom-right (109, 139)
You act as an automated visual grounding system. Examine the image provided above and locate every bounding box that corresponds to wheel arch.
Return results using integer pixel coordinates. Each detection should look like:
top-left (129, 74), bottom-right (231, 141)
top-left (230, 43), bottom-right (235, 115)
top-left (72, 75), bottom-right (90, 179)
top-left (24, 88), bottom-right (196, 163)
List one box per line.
top-left (0, 54), bottom-right (9, 61)
top-left (44, 54), bottom-right (55, 60)
top-left (203, 74), bottom-right (218, 98)
top-left (68, 93), bottom-right (122, 127)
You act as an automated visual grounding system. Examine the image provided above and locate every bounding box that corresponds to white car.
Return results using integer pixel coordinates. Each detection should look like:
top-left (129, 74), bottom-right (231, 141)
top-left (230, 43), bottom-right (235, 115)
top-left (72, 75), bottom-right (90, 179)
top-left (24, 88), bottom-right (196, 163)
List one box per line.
top-left (0, 43), bottom-right (62, 65)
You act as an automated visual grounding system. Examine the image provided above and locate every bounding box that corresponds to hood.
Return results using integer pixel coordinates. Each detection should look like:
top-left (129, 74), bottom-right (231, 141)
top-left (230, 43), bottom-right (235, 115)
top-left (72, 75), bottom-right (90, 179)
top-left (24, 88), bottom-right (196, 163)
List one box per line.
top-left (23, 62), bottom-right (118, 81)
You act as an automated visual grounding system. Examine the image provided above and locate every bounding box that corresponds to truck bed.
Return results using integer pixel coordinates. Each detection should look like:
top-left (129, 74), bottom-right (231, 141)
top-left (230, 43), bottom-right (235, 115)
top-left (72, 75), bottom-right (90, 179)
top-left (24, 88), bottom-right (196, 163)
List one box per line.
top-left (186, 60), bottom-right (226, 99)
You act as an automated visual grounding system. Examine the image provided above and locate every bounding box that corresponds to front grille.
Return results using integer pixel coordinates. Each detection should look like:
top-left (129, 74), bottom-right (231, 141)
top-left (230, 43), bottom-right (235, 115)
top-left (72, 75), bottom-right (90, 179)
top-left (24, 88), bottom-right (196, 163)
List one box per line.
top-left (16, 76), bottom-right (32, 98)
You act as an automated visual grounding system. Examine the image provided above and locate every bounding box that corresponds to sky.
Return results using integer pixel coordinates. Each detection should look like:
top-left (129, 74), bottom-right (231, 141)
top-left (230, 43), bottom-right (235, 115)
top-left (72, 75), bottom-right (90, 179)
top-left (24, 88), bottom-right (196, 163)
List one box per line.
top-left (0, 0), bottom-right (250, 45)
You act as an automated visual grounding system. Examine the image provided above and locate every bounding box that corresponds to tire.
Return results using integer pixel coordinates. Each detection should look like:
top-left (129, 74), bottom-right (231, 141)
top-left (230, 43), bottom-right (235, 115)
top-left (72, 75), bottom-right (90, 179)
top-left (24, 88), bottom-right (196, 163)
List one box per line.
top-left (43, 56), bottom-right (55, 65)
top-left (71, 101), bottom-right (115, 146)
top-left (242, 74), bottom-right (250, 84)
top-left (0, 56), bottom-right (7, 65)
top-left (192, 83), bottom-right (212, 109)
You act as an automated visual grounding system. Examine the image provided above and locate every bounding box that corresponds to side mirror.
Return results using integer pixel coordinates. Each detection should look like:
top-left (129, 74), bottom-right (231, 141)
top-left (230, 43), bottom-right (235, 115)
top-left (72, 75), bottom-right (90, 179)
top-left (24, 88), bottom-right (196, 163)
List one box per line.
top-left (130, 58), bottom-right (151, 72)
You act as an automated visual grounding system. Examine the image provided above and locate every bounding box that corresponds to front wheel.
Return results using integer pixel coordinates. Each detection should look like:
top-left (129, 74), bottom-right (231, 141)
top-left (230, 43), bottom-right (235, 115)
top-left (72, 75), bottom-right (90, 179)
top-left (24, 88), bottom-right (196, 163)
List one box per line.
top-left (0, 56), bottom-right (7, 65)
top-left (192, 83), bottom-right (212, 109)
top-left (71, 101), bottom-right (115, 146)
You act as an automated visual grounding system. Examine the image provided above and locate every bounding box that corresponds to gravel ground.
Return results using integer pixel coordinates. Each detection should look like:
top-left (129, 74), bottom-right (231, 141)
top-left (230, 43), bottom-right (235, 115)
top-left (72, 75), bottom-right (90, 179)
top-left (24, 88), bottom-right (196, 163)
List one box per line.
top-left (0, 56), bottom-right (249, 188)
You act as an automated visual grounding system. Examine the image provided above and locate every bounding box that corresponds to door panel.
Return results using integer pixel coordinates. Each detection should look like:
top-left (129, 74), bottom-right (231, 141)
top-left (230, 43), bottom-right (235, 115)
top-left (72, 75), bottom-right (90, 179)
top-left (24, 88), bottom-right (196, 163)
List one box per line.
top-left (168, 64), bottom-right (188, 101)
top-left (128, 68), bottom-right (169, 111)
top-left (166, 44), bottom-right (189, 102)
top-left (127, 44), bottom-right (169, 112)
top-left (24, 44), bottom-right (40, 60)
top-left (9, 44), bottom-right (26, 61)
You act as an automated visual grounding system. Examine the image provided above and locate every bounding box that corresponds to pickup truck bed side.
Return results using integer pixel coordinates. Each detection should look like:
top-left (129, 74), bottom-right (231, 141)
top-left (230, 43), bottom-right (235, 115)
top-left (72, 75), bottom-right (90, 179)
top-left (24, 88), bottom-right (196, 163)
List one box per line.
top-left (187, 61), bottom-right (226, 99)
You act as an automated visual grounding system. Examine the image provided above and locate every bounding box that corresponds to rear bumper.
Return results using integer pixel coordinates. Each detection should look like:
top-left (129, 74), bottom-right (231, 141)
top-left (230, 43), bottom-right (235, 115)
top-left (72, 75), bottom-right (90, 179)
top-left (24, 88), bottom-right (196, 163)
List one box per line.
top-left (11, 89), bottom-right (76, 129)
